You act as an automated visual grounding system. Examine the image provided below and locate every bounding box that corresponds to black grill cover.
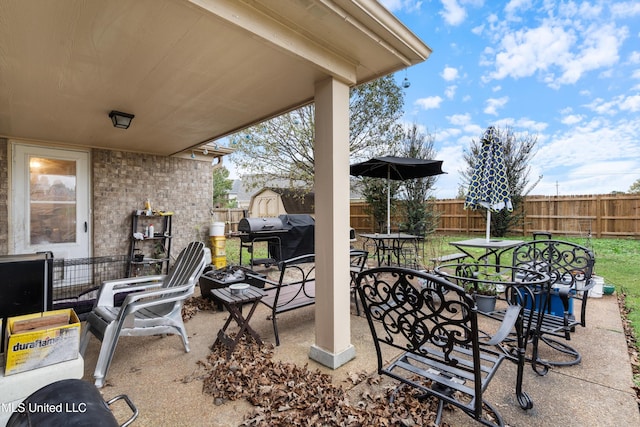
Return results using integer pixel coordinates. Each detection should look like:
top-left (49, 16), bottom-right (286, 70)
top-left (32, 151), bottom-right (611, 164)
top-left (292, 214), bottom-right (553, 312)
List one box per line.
top-left (238, 217), bottom-right (284, 233)
top-left (272, 214), bottom-right (315, 260)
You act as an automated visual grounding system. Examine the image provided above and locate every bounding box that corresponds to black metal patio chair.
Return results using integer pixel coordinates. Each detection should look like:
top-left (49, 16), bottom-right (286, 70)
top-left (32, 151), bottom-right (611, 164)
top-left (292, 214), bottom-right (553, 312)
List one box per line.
top-left (356, 267), bottom-right (531, 426)
top-left (503, 238), bottom-right (596, 369)
top-left (349, 249), bottom-right (368, 315)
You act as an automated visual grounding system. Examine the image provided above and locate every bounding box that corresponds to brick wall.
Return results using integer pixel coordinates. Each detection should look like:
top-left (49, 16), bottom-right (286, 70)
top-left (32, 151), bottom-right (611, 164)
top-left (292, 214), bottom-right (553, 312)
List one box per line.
top-left (0, 139), bottom-right (8, 253)
top-left (92, 149), bottom-right (213, 258)
top-left (0, 143), bottom-right (213, 258)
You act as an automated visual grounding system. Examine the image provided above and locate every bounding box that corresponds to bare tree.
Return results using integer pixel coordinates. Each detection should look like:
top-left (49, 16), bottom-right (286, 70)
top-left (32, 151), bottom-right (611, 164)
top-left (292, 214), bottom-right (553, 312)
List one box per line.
top-left (401, 125), bottom-right (440, 235)
top-left (358, 124), bottom-right (440, 234)
top-left (230, 75), bottom-right (405, 191)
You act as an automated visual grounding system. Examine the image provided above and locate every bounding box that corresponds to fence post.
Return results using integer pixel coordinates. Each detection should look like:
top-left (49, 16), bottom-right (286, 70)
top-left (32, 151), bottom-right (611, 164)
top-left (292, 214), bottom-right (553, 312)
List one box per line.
top-left (595, 195), bottom-right (602, 238)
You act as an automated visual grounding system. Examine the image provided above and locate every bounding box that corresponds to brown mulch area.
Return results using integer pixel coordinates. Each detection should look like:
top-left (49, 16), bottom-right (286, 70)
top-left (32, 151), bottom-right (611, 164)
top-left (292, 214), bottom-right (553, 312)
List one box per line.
top-left (617, 292), bottom-right (640, 405)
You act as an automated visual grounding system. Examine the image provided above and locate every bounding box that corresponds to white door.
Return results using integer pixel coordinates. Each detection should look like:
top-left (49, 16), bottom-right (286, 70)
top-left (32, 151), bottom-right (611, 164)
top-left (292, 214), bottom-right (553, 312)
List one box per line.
top-left (11, 142), bottom-right (91, 259)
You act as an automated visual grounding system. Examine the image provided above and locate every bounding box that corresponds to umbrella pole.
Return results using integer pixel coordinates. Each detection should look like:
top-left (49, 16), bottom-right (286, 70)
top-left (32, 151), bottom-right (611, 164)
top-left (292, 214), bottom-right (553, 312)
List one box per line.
top-left (486, 210), bottom-right (491, 242)
top-left (387, 168), bottom-right (391, 234)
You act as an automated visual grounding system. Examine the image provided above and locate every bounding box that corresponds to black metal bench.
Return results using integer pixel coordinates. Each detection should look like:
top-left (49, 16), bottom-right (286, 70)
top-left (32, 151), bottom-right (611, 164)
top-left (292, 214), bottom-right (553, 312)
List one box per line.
top-left (430, 252), bottom-right (468, 264)
top-left (356, 267), bottom-right (530, 426)
top-left (259, 254), bottom-right (315, 346)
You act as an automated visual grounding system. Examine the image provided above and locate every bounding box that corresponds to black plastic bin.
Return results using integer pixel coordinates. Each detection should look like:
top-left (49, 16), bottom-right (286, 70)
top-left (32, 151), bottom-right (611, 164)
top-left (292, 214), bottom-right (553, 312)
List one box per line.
top-left (199, 266), bottom-right (266, 300)
top-left (7, 379), bottom-right (137, 427)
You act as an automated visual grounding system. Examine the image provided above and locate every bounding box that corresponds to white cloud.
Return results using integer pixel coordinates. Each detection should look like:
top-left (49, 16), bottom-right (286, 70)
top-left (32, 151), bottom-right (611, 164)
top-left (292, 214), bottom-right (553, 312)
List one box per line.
top-left (442, 66), bottom-right (459, 81)
top-left (513, 118), bottom-right (548, 132)
top-left (610, 1), bottom-right (640, 18)
top-left (619, 94), bottom-right (640, 112)
top-left (445, 85), bottom-right (457, 99)
top-left (440, 0), bottom-right (466, 26)
top-left (561, 114), bottom-right (583, 125)
top-left (471, 24), bottom-right (484, 35)
top-left (585, 94), bottom-right (640, 114)
top-left (415, 96), bottom-right (444, 109)
top-left (534, 117), bottom-right (640, 173)
top-left (486, 24), bottom-right (575, 81)
top-left (435, 144), bottom-right (466, 196)
top-left (483, 96), bottom-right (509, 115)
top-left (504, 0), bottom-right (533, 21)
top-left (447, 113), bottom-right (472, 126)
top-left (482, 7), bottom-right (628, 88)
top-left (552, 23), bottom-right (626, 86)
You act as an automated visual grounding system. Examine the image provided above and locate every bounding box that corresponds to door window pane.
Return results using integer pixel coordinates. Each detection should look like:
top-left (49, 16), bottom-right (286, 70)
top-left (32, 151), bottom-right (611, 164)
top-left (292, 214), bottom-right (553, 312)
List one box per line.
top-left (29, 157), bottom-right (77, 244)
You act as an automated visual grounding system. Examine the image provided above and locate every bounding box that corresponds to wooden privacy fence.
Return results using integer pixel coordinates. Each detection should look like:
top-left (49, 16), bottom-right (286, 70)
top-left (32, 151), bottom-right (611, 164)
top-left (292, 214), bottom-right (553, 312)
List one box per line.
top-left (351, 194), bottom-right (640, 238)
top-left (211, 194), bottom-right (640, 238)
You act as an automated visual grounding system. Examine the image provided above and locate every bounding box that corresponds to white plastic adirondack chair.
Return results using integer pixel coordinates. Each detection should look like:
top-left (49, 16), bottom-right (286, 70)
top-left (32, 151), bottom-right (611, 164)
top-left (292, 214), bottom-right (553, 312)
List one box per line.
top-left (80, 241), bottom-right (207, 388)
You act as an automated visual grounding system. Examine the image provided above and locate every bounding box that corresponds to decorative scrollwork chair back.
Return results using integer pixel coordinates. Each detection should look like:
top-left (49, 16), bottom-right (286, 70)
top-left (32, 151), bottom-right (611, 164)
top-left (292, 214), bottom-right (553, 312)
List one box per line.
top-left (356, 267), bottom-right (523, 427)
top-left (505, 239), bottom-right (595, 367)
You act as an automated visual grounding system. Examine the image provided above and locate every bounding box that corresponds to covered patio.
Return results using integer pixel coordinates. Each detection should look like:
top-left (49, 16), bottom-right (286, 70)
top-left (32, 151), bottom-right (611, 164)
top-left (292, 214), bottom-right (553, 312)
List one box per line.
top-left (0, 0), bottom-right (431, 368)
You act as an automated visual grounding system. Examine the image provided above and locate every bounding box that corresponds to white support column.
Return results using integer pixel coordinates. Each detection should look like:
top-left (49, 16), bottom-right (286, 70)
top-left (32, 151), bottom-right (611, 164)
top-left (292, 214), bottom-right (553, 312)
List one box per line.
top-left (309, 77), bottom-right (355, 368)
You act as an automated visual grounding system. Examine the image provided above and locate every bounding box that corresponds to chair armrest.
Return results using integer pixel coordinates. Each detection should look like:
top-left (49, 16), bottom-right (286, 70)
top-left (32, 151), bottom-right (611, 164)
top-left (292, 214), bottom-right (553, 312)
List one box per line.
top-left (123, 282), bottom-right (193, 305)
top-left (119, 282), bottom-right (195, 316)
top-left (261, 276), bottom-right (280, 290)
top-left (581, 278), bottom-right (595, 292)
top-left (481, 304), bottom-right (522, 346)
top-left (96, 275), bottom-right (165, 307)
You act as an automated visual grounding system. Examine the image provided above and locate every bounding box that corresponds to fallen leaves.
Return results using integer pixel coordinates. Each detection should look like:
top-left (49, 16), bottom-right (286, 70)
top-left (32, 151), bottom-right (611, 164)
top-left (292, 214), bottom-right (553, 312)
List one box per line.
top-left (199, 334), bottom-right (445, 426)
top-left (182, 296), bottom-right (218, 321)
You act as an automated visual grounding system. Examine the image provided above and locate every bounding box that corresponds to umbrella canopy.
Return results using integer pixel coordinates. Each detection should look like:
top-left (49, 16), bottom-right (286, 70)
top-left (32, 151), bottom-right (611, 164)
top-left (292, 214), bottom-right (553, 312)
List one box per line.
top-left (464, 127), bottom-right (513, 241)
top-left (350, 156), bottom-right (445, 234)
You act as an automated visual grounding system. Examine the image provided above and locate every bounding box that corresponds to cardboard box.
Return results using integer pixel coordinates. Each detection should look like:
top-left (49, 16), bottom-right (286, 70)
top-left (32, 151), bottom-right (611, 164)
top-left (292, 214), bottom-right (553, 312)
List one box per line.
top-left (4, 309), bottom-right (80, 376)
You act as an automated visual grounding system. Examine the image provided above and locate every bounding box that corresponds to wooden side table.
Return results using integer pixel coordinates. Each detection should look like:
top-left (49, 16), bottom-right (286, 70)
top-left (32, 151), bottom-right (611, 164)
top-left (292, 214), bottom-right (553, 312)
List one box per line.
top-left (210, 285), bottom-right (265, 359)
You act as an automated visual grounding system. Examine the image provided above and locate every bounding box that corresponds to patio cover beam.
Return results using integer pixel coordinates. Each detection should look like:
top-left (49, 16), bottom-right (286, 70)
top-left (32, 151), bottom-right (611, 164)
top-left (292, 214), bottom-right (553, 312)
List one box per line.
top-left (190, 0), bottom-right (358, 85)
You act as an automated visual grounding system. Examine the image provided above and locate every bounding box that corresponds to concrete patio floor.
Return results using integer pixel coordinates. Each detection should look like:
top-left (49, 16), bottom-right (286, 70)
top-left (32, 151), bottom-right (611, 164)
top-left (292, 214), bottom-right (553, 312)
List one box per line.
top-left (81, 283), bottom-right (640, 426)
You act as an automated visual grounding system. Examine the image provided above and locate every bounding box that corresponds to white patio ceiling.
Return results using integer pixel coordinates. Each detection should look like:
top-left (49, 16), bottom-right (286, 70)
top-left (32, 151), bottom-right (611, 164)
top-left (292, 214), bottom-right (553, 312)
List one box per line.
top-left (0, 0), bottom-right (431, 157)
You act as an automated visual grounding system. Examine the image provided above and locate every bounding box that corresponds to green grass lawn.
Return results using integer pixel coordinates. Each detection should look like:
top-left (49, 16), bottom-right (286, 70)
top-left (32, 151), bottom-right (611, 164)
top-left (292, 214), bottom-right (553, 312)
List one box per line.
top-left (221, 233), bottom-right (640, 369)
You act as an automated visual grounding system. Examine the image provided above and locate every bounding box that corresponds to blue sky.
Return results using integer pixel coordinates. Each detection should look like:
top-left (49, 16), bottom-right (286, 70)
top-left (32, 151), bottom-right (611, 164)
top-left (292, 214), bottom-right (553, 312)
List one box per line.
top-left (382, 0), bottom-right (640, 198)
top-left (227, 1), bottom-right (640, 199)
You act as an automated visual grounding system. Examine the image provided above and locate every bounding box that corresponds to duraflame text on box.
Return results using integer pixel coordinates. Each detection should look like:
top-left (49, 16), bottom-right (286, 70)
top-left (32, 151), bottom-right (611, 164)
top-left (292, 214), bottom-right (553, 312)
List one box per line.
top-left (4, 309), bottom-right (80, 376)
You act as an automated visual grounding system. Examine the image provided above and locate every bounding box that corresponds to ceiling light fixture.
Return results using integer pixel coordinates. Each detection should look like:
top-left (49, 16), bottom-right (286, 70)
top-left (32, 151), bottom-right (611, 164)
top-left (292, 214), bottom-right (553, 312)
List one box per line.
top-left (109, 110), bottom-right (135, 129)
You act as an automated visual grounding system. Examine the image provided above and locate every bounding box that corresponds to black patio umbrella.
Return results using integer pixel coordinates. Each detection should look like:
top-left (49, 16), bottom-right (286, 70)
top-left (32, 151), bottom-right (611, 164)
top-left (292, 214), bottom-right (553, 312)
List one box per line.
top-left (350, 156), bottom-right (445, 234)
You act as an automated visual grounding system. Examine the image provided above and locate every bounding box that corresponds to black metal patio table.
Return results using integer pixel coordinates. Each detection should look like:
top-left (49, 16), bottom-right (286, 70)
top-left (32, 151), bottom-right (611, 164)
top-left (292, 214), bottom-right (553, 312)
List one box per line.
top-left (359, 232), bottom-right (421, 267)
top-left (449, 238), bottom-right (523, 266)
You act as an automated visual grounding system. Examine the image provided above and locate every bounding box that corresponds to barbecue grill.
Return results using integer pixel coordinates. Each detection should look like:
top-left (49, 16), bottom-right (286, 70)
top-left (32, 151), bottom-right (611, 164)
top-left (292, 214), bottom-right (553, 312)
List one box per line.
top-left (237, 217), bottom-right (288, 267)
top-left (236, 215), bottom-right (316, 267)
